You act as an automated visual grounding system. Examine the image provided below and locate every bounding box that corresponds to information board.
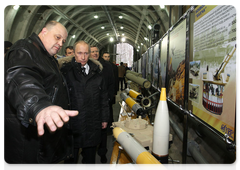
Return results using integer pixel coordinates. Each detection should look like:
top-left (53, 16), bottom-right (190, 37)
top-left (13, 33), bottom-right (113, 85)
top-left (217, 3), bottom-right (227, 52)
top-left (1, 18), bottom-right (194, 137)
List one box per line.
top-left (191, 5), bottom-right (236, 140)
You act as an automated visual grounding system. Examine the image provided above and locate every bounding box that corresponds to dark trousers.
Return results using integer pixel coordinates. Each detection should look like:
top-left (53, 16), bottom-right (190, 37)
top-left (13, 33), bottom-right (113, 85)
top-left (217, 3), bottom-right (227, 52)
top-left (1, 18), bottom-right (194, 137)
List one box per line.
top-left (124, 78), bottom-right (127, 89)
top-left (109, 102), bottom-right (114, 125)
top-left (119, 77), bottom-right (124, 90)
top-left (98, 103), bottom-right (113, 157)
top-left (65, 146), bottom-right (97, 164)
top-left (98, 128), bottom-right (108, 157)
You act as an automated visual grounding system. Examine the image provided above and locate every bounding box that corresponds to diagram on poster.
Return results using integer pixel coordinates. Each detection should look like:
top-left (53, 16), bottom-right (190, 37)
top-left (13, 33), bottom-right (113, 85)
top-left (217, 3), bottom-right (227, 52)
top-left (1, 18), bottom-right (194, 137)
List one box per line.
top-left (189, 84), bottom-right (200, 104)
top-left (189, 60), bottom-right (200, 79)
top-left (192, 5), bottom-right (236, 140)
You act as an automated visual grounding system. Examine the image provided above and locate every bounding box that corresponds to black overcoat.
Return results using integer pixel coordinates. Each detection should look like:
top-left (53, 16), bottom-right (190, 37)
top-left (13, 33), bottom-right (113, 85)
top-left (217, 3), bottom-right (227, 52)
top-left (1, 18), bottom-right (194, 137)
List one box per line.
top-left (61, 58), bottom-right (110, 148)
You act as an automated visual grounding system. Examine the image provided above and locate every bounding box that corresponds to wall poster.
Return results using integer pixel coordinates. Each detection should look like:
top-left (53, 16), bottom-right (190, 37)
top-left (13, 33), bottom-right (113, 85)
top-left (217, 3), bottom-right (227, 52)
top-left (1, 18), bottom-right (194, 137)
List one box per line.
top-left (152, 42), bottom-right (160, 88)
top-left (147, 47), bottom-right (153, 82)
top-left (167, 19), bottom-right (186, 106)
top-left (191, 5), bottom-right (236, 141)
top-left (159, 35), bottom-right (168, 88)
top-left (141, 52), bottom-right (147, 78)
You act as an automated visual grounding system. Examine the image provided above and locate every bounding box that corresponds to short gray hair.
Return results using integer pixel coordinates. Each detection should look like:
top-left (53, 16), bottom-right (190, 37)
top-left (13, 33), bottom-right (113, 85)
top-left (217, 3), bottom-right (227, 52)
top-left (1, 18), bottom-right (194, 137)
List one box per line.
top-left (73, 40), bottom-right (90, 53)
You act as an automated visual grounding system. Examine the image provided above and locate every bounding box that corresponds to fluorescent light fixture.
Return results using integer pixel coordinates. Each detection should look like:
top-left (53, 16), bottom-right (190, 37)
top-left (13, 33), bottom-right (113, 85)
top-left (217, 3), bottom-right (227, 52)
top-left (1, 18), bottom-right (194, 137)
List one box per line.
top-left (159, 2), bottom-right (165, 9)
top-left (101, 26), bottom-right (105, 29)
top-left (13, 5), bottom-right (20, 10)
top-left (110, 37), bottom-right (114, 42)
top-left (121, 37), bottom-right (126, 42)
top-left (119, 16), bottom-right (123, 19)
top-left (94, 15), bottom-right (98, 19)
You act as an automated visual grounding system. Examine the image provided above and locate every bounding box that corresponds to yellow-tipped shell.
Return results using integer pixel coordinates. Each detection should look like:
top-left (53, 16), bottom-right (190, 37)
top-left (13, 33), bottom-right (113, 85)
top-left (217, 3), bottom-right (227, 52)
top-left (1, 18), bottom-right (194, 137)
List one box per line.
top-left (129, 89), bottom-right (141, 99)
top-left (125, 97), bottom-right (137, 108)
top-left (160, 88), bottom-right (166, 101)
top-left (113, 127), bottom-right (126, 139)
top-left (136, 151), bottom-right (161, 164)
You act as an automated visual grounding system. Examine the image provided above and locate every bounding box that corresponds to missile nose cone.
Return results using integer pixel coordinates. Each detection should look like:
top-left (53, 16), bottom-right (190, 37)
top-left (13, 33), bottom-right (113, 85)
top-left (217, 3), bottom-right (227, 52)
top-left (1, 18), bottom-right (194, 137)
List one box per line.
top-left (113, 127), bottom-right (125, 139)
top-left (160, 88), bottom-right (167, 101)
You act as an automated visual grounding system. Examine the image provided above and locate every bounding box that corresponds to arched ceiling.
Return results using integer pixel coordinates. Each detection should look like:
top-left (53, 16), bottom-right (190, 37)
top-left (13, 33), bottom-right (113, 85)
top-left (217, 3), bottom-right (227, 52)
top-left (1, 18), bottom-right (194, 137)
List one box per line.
top-left (4, 5), bottom-right (170, 54)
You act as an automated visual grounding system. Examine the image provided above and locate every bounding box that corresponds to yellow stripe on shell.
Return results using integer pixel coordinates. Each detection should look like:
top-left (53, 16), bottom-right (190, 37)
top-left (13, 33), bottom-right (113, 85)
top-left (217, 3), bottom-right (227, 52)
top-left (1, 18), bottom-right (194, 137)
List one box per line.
top-left (136, 151), bottom-right (161, 164)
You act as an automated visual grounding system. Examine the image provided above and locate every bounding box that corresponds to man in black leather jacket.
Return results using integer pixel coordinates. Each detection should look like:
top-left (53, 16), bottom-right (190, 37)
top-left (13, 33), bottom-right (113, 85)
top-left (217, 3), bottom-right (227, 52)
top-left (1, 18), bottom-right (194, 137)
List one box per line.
top-left (5, 20), bottom-right (78, 163)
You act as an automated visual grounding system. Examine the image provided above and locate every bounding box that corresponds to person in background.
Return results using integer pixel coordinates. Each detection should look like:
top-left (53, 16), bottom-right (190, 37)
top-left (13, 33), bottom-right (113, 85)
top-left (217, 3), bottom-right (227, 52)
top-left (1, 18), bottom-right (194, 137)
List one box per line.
top-left (90, 46), bottom-right (115, 163)
top-left (123, 63), bottom-right (130, 89)
top-left (58, 46), bottom-right (75, 69)
top-left (102, 51), bottom-right (119, 123)
top-left (0, 41), bottom-right (12, 92)
top-left (125, 63), bottom-right (130, 70)
top-left (5, 20), bottom-right (78, 163)
top-left (61, 41), bottom-right (109, 164)
top-left (118, 62), bottom-right (126, 91)
top-left (65, 46), bottom-right (74, 57)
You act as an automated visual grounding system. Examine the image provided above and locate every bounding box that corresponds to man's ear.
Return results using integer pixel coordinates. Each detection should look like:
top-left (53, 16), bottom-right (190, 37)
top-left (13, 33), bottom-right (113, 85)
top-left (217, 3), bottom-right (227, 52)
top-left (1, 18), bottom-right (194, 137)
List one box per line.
top-left (41, 27), bottom-right (48, 36)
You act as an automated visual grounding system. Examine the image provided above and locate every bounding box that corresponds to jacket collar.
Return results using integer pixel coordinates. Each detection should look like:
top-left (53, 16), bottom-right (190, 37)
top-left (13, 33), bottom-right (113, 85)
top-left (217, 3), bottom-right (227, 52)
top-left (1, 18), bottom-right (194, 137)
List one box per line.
top-left (89, 58), bottom-right (103, 71)
top-left (71, 57), bottom-right (103, 73)
top-left (29, 33), bottom-right (52, 58)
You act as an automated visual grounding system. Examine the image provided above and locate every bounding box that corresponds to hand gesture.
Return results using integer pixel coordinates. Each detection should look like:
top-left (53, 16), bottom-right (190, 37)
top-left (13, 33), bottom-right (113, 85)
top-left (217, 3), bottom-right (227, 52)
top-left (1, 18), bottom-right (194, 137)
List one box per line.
top-left (35, 105), bottom-right (78, 136)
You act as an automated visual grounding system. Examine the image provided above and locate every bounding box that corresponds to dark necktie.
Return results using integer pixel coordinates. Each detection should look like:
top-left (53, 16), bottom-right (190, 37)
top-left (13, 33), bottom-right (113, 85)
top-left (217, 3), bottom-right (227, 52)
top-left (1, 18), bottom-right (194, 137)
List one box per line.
top-left (81, 67), bottom-right (87, 76)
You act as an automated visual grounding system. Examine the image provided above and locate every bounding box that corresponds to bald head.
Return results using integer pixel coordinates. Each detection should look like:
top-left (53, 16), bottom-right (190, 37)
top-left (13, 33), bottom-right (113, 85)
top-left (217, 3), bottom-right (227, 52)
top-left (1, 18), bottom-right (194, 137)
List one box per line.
top-left (38, 21), bottom-right (68, 56)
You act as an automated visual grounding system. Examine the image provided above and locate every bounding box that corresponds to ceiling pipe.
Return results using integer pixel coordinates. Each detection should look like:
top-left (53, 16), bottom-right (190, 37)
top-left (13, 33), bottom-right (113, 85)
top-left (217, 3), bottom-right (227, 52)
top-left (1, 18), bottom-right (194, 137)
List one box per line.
top-left (102, 6), bottom-right (119, 41)
top-left (48, 5), bottom-right (102, 47)
top-left (135, 8), bottom-right (147, 45)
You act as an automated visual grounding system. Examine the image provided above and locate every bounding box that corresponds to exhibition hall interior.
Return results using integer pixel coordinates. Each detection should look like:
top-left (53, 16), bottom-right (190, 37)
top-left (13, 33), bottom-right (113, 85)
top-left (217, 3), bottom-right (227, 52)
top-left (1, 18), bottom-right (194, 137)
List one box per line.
top-left (4, 5), bottom-right (236, 166)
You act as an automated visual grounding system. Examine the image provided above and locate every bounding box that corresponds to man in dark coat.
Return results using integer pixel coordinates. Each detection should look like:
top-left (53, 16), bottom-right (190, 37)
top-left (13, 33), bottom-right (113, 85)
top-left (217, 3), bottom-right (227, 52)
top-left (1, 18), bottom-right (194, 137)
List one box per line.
top-left (65, 45), bottom-right (74, 57)
top-left (124, 63), bottom-right (130, 89)
top-left (102, 52), bottom-right (118, 103)
top-left (4, 20), bottom-right (78, 163)
top-left (90, 47), bottom-right (115, 163)
top-left (118, 62), bottom-right (126, 90)
top-left (61, 41), bottom-right (109, 164)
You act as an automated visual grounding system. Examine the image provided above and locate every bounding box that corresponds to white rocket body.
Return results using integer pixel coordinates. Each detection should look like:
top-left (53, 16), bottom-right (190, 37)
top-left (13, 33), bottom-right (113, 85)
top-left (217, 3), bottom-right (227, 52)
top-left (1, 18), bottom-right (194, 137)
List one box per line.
top-left (113, 127), bottom-right (161, 164)
top-left (152, 88), bottom-right (170, 162)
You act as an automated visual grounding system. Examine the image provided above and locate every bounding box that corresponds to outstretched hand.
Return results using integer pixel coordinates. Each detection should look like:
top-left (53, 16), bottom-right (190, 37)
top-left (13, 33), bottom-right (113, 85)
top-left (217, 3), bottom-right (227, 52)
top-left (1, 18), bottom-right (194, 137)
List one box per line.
top-left (35, 105), bottom-right (78, 136)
